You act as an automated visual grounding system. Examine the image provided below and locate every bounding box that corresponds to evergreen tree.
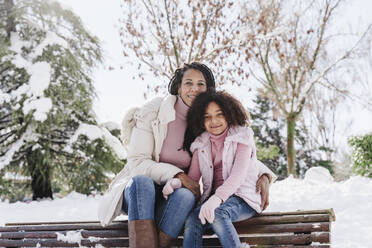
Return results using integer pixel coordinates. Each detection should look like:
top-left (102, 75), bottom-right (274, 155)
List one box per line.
top-left (0, 0), bottom-right (125, 200)
top-left (250, 95), bottom-right (334, 179)
top-left (349, 133), bottom-right (372, 178)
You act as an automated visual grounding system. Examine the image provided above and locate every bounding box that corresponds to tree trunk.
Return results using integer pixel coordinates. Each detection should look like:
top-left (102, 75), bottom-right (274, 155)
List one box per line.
top-left (4, 0), bottom-right (16, 41)
top-left (286, 113), bottom-right (297, 176)
top-left (27, 149), bottom-right (53, 200)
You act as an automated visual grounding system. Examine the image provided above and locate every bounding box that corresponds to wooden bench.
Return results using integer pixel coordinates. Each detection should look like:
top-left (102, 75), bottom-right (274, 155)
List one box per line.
top-left (0, 209), bottom-right (335, 247)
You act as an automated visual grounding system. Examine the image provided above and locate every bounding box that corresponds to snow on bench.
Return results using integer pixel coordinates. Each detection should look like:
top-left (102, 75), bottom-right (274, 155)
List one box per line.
top-left (0, 208), bottom-right (335, 247)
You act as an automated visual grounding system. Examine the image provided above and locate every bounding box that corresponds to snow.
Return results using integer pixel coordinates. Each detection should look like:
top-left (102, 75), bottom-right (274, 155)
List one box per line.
top-left (23, 97), bottom-right (53, 122)
top-left (7, 32), bottom-right (54, 122)
top-left (56, 230), bottom-right (83, 245)
top-left (3, 172), bottom-right (31, 181)
top-left (304, 166), bottom-right (334, 184)
top-left (32, 32), bottom-right (68, 58)
top-left (27, 62), bottom-right (52, 97)
top-left (0, 126), bottom-right (38, 170)
top-left (102, 122), bottom-right (120, 131)
top-left (67, 123), bottom-right (126, 159)
top-left (1, 167), bottom-right (371, 247)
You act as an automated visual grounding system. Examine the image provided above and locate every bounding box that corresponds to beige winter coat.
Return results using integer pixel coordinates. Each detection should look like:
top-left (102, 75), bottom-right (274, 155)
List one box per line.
top-left (98, 95), bottom-right (277, 226)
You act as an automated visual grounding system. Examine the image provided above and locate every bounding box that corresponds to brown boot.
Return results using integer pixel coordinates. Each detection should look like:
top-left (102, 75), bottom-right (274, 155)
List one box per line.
top-left (128, 219), bottom-right (158, 248)
top-left (158, 230), bottom-right (173, 248)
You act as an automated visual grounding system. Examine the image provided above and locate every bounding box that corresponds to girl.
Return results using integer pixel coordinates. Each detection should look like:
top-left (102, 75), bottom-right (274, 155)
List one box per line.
top-left (163, 90), bottom-right (262, 248)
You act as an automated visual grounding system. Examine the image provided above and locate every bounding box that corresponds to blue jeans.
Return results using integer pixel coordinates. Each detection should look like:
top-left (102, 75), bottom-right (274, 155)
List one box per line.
top-left (183, 195), bottom-right (257, 248)
top-left (122, 175), bottom-right (196, 238)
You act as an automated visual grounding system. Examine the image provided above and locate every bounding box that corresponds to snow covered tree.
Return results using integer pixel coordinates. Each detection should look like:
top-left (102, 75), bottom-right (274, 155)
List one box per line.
top-left (0, 0), bottom-right (125, 200)
top-left (241, 0), bottom-right (371, 176)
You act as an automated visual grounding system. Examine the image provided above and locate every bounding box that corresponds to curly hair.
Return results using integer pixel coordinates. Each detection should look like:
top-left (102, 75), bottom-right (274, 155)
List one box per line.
top-left (168, 62), bottom-right (216, 95)
top-left (182, 90), bottom-right (250, 154)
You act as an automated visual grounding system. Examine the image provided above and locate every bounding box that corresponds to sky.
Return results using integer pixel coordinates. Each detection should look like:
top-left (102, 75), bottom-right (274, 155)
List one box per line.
top-left (58, 0), bottom-right (372, 145)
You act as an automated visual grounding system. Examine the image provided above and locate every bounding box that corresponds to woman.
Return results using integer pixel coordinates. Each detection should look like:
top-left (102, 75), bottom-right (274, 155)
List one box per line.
top-left (98, 62), bottom-right (276, 248)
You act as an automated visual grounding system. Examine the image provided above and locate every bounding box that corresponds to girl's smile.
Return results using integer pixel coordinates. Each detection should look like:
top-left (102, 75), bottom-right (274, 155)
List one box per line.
top-left (204, 101), bottom-right (228, 136)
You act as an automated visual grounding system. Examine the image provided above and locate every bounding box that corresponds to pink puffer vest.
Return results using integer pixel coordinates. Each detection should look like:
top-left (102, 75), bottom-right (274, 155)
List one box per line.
top-left (190, 126), bottom-right (262, 213)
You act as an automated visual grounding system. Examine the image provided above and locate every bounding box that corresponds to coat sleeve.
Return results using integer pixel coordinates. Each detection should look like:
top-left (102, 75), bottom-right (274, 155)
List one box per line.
top-left (126, 100), bottom-right (183, 185)
top-left (235, 126), bottom-right (277, 184)
top-left (256, 160), bottom-right (277, 184)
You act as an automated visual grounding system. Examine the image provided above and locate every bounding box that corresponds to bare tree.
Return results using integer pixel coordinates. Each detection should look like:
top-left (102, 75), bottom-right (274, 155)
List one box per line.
top-left (118, 0), bottom-right (252, 95)
top-left (243, 0), bottom-right (371, 176)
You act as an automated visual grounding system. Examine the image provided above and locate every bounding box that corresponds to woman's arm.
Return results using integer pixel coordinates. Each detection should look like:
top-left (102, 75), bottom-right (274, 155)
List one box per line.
top-left (126, 100), bottom-right (183, 185)
top-left (256, 160), bottom-right (277, 184)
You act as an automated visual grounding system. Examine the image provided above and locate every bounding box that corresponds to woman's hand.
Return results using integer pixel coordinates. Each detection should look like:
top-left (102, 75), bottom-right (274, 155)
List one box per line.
top-left (174, 172), bottom-right (201, 200)
top-left (162, 178), bottom-right (182, 199)
top-left (256, 174), bottom-right (270, 210)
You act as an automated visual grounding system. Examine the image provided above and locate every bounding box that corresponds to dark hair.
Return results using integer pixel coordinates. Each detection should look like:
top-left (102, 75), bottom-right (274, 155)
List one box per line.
top-left (168, 62), bottom-right (216, 95)
top-left (182, 90), bottom-right (250, 154)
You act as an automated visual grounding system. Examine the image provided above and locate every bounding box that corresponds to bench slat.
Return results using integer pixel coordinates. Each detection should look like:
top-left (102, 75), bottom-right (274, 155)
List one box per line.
top-left (1, 214), bottom-right (329, 233)
top-left (0, 238), bottom-right (126, 247)
top-left (196, 233), bottom-right (330, 246)
top-left (0, 233), bottom-right (329, 247)
top-left (0, 229), bottom-right (127, 239)
top-left (244, 246), bottom-right (330, 248)
top-left (258, 209), bottom-right (335, 221)
top-left (3, 209), bottom-right (335, 227)
top-left (235, 214), bottom-right (330, 225)
top-left (236, 222), bottom-right (330, 234)
top-left (0, 222), bottom-right (329, 239)
top-left (0, 223), bottom-right (127, 232)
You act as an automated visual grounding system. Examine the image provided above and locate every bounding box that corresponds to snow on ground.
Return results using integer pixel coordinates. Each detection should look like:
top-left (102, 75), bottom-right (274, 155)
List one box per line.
top-left (1, 167), bottom-right (371, 247)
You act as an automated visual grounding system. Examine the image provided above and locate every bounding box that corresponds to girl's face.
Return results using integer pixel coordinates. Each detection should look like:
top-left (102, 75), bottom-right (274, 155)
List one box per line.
top-left (178, 69), bottom-right (207, 107)
top-left (204, 101), bottom-right (228, 136)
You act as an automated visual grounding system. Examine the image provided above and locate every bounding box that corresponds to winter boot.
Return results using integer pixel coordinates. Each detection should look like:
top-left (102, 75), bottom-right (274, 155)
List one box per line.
top-left (158, 230), bottom-right (173, 248)
top-left (128, 219), bottom-right (158, 248)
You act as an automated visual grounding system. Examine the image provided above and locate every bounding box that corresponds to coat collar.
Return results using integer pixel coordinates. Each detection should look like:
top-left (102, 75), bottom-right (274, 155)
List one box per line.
top-left (158, 95), bottom-right (177, 124)
top-left (190, 126), bottom-right (253, 153)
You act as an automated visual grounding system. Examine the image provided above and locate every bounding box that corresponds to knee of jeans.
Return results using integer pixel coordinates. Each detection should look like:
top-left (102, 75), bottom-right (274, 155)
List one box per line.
top-left (128, 175), bottom-right (154, 193)
top-left (184, 209), bottom-right (200, 229)
top-left (214, 207), bottom-right (231, 222)
top-left (172, 187), bottom-right (195, 206)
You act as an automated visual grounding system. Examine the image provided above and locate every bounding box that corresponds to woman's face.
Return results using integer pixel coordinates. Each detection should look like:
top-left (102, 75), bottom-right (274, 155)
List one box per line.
top-left (178, 69), bottom-right (207, 107)
top-left (204, 101), bottom-right (228, 136)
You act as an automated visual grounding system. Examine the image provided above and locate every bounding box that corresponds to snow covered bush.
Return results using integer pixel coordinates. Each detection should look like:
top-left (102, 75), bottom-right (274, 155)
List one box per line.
top-left (349, 133), bottom-right (372, 178)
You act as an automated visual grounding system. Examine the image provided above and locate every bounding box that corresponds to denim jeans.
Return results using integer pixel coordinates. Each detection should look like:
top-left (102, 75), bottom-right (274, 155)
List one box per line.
top-left (183, 195), bottom-right (257, 248)
top-left (122, 175), bottom-right (196, 238)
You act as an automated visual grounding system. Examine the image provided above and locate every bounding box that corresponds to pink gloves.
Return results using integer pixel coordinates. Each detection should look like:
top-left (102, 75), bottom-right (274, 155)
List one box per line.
top-left (162, 178), bottom-right (182, 199)
top-left (199, 195), bottom-right (222, 224)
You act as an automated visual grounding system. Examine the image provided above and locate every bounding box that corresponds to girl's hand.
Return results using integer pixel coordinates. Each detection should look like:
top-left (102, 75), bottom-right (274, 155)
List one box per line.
top-left (162, 178), bottom-right (182, 199)
top-left (198, 195), bottom-right (222, 224)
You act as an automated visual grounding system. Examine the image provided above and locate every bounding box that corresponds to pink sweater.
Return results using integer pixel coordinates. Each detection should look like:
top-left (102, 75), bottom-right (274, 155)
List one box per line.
top-left (188, 126), bottom-right (262, 212)
top-left (159, 96), bottom-right (191, 169)
top-left (208, 128), bottom-right (229, 192)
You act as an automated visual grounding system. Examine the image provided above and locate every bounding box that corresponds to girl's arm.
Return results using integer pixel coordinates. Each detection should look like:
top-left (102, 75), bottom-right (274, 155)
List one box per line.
top-left (214, 142), bottom-right (256, 202)
top-left (187, 150), bottom-right (201, 182)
